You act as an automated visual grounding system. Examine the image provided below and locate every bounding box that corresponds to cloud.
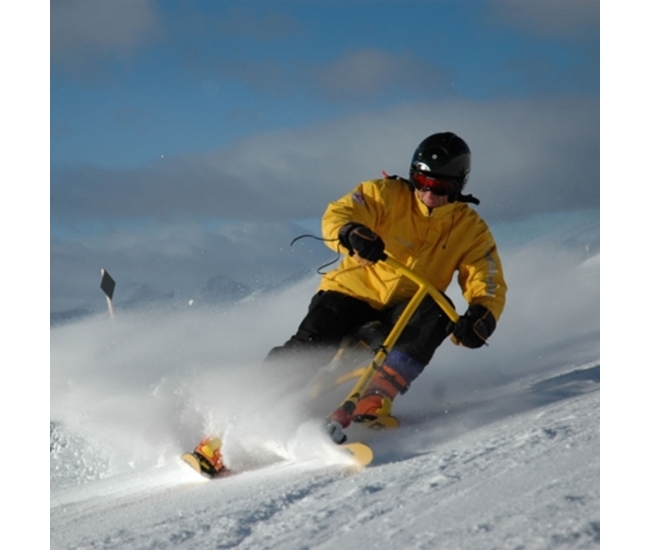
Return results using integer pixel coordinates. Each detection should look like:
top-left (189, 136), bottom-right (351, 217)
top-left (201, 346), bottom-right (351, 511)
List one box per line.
top-left (499, 54), bottom-right (599, 97)
top-left (487, 0), bottom-right (599, 38)
top-left (310, 49), bottom-right (456, 101)
top-left (212, 9), bottom-right (300, 41)
top-left (166, 4), bottom-right (300, 41)
top-left (178, 45), bottom-right (456, 102)
top-left (50, 219), bottom-right (332, 313)
top-left (50, 0), bottom-right (164, 72)
top-left (51, 96), bottom-right (598, 229)
top-left (172, 14), bottom-right (450, 105)
top-left (180, 52), bottom-right (296, 97)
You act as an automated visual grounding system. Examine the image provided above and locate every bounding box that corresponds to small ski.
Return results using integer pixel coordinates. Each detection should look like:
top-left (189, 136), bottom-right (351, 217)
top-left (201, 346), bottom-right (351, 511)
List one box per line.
top-left (181, 440), bottom-right (373, 479)
top-left (339, 441), bottom-right (373, 467)
top-left (181, 451), bottom-right (227, 479)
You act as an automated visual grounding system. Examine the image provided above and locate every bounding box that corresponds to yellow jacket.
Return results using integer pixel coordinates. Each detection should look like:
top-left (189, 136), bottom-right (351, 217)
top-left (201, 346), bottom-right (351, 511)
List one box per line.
top-left (318, 178), bottom-right (507, 320)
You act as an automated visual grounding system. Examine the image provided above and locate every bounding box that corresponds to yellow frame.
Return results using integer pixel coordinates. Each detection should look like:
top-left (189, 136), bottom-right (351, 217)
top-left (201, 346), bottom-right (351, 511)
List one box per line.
top-left (328, 255), bottom-right (460, 421)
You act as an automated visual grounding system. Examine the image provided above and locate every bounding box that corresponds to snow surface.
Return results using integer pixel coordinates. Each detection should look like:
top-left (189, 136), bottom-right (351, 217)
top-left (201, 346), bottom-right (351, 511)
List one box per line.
top-left (50, 237), bottom-right (600, 549)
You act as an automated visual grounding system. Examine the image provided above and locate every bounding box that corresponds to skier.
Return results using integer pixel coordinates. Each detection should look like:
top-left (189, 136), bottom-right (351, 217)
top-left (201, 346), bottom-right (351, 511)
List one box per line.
top-left (187, 132), bottom-right (507, 475)
top-left (264, 132), bottom-right (507, 428)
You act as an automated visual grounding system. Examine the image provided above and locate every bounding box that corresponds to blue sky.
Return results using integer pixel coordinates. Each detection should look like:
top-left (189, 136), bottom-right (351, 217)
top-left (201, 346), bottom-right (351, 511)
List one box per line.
top-left (45, 0), bottom-right (600, 313)
top-left (51, 1), bottom-right (598, 170)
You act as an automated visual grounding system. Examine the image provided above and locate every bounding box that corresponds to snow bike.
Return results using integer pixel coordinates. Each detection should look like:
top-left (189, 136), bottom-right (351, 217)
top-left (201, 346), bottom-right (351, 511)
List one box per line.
top-left (182, 253), bottom-right (460, 477)
top-left (321, 253), bottom-right (460, 445)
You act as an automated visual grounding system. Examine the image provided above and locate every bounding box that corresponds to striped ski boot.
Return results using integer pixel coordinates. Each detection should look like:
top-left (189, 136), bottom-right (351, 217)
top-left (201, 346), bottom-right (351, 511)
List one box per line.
top-left (352, 365), bottom-right (405, 429)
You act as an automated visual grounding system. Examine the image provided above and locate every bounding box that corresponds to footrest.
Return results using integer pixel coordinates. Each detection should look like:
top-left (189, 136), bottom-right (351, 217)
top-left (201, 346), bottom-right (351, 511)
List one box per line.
top-left (353, 414), bottom-right (400, 430)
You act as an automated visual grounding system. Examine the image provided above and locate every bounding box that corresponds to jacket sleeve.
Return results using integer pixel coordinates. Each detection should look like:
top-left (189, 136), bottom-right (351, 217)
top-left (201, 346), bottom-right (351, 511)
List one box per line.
top-left (457, 225), bottom-right (507, 322)
top-left (321, 180), bottom-right (387, 253)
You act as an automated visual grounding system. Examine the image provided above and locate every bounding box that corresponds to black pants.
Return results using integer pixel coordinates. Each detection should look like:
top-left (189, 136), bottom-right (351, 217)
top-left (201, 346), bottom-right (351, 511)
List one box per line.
top-left (264, 290), bottom-right (453, 385)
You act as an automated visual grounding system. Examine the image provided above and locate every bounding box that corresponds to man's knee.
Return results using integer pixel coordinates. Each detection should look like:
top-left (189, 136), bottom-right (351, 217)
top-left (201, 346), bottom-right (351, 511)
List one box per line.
top-left (298, 291), bottom-right (375, 344)
top-left (416, 294), bottom-right (454, 321)
top-left (390, 295), bottom-right (454, 366)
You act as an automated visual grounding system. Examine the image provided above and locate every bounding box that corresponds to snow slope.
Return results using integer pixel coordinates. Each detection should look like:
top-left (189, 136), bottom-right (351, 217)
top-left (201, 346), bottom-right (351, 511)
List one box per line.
top-left (50, 237), bottom-right (600, 549)
top-left (51, 364), bottom-right (599, 550)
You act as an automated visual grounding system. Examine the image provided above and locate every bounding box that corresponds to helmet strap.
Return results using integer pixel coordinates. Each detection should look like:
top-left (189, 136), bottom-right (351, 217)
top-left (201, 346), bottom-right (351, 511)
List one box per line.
top-left (456, 193), bottom-right (480, 205)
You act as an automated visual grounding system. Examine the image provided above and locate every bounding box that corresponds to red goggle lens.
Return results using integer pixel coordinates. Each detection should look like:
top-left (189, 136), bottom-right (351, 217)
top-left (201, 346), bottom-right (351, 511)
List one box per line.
top-left (412, 172), bottom-right (456, 195)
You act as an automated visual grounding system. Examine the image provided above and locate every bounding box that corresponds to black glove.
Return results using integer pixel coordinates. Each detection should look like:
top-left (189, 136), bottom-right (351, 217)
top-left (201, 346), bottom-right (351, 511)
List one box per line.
top-left (338, 223), bottom-right (386, 263)
top-left (451, 304), bottom-right (496, 349)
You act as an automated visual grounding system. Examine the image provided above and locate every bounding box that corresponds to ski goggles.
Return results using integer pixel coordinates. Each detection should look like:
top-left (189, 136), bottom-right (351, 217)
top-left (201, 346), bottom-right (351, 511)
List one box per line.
top-left (411, 172), bottom-right (457, 195)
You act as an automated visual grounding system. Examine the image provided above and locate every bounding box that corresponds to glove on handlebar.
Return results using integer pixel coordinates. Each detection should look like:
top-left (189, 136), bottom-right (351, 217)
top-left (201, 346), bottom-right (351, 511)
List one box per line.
top-left (338, 223), bottom-right (386, 263)
top-left (451, 304), bottom-right (496, 349)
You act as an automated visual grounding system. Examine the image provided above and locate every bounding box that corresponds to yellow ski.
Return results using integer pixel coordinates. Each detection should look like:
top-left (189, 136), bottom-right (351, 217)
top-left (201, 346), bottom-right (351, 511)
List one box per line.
top-left (339, 442), bottom-right (373, 467)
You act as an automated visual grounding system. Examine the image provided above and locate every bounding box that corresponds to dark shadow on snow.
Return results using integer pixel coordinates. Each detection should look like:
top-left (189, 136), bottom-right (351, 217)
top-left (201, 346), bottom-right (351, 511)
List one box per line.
top-left (527, 364), bottom-right (599, 399)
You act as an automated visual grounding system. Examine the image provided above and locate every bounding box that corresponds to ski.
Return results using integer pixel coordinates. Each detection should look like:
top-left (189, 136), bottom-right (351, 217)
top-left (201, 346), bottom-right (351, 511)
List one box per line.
top-left (339, 441), bottom-right (373, 467)
top-left (181, 436), bottom-right (228, 479)
top-left (181, 451), bottom-right (227, 479)
top-left (181, 441), bottom-right (373, 479)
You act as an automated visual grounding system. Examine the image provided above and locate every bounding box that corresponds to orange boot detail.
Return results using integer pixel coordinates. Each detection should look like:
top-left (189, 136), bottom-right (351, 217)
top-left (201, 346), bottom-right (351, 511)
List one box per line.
top-left (354, 393), bottom-right (393, 417)
top-left (194, 436), bottom-right (226, 474)
top-left (353, 365), bottom-right (408, 419)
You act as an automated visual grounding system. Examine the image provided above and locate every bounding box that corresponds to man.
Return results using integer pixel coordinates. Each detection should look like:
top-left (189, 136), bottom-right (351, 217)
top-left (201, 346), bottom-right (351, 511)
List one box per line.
top-left (188, 132), bottom-right (507, 476)
top-left (265, 132), bottom-right (507, 427)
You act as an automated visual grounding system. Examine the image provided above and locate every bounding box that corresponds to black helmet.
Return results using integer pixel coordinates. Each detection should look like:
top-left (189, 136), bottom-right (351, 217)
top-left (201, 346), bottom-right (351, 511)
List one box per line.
top-left (409, 132), bottom-right (472, 200)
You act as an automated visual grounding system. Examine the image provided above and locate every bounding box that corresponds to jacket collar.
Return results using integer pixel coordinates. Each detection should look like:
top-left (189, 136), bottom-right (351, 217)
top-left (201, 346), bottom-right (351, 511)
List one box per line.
top-left (414, 193), bottom-right (461, 219)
